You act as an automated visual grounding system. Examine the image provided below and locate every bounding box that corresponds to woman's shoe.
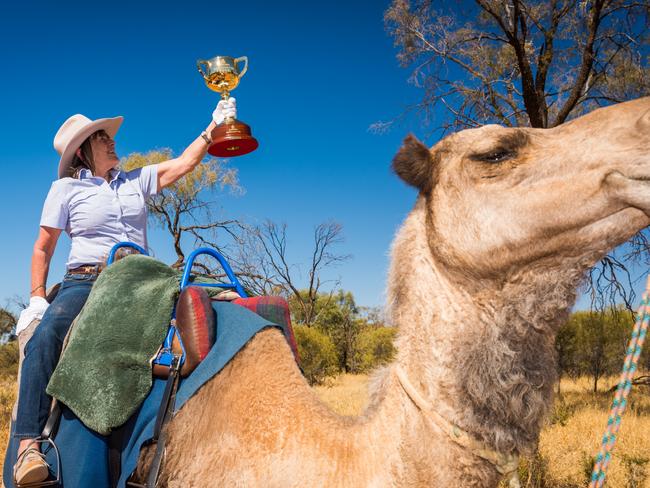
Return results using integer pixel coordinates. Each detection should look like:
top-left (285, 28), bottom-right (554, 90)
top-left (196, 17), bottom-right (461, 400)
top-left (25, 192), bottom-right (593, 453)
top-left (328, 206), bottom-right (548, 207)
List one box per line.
top-left (13, 447), bottom-right (49, 486)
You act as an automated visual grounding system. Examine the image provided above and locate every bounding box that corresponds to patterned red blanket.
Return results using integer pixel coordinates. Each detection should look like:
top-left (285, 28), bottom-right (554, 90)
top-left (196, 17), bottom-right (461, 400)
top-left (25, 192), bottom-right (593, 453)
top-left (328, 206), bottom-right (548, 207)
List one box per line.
top-left (232, 296), bottom-right (300, 363)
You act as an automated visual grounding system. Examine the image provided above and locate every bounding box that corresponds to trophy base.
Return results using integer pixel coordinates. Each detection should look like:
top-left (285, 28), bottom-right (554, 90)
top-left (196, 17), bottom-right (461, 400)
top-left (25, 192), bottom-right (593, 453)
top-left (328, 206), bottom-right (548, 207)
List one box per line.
top-left (208, 119), bottom-right (259, 157)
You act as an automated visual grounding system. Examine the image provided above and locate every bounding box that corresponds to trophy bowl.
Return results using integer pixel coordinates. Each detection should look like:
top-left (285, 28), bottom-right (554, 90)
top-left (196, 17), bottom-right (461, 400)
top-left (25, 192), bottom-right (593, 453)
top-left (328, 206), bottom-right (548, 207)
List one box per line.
top-left (197, 55), bottom-right (259, 157)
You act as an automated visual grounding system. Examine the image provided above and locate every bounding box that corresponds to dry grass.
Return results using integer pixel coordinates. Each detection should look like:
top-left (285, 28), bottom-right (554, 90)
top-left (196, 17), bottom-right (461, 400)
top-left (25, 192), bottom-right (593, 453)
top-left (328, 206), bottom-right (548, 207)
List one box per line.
top-left (313, 373), bottom-right (370, 416)
top-left (314, 373), bottom-right (650, 488)
top-left (1, 373), bottom-right (647, 486)
top-left (535, 376), bottom-right (650, 488)
top-left (0, 375), bottom-right (16, 483)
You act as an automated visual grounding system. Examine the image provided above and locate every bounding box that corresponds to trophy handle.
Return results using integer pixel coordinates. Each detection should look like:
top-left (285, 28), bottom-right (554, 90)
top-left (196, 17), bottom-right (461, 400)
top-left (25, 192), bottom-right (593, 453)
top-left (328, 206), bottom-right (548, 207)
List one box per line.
top-left (197, 59), bottom-right (210, 80)
top-left (235, 56), bottom-right (248, 79)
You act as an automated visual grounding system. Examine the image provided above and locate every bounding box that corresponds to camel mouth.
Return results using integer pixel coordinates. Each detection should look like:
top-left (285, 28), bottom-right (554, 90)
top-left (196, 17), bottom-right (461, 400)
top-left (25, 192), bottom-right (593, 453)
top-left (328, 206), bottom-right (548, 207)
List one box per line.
top-left (601, 172), bottom-right (650, 217)
top-left (607, 171), bottom-right (650, 186)
top-left (628, 175), bottom-right (650, 182)
top-left (620, 176), bottom-right (650, 217)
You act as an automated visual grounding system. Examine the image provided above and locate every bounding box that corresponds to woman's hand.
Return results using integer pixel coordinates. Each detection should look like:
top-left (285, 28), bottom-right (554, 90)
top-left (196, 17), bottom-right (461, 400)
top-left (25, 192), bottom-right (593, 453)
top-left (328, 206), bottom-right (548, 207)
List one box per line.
top-left (15, 296), bottom-right (49, 335)
top-left (212, 97), bottom-right (237, 125)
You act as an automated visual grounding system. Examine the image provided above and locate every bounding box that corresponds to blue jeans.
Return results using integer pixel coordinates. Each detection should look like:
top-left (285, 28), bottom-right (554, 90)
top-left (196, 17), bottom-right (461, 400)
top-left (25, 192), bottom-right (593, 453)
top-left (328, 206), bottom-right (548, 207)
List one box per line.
top-left (15, 273), bottom-right (97, 439)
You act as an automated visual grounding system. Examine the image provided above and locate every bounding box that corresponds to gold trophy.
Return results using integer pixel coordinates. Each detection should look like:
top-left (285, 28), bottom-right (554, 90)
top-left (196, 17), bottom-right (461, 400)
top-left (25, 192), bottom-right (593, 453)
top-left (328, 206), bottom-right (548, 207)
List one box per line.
top-left (197, 55), bottom-right (259, 157)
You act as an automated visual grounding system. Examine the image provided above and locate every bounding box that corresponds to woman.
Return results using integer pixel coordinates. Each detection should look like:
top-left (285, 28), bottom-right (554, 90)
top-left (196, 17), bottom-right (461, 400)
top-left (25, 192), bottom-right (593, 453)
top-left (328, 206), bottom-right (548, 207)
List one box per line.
top-left (13, 99), bottom-right (237, 486)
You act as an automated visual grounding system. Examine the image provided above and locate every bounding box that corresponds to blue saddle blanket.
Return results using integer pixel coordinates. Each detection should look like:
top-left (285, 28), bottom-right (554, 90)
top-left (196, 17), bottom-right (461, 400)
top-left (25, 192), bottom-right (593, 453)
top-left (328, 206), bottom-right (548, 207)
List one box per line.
top-left (3, 301), bottom-right (285, 487)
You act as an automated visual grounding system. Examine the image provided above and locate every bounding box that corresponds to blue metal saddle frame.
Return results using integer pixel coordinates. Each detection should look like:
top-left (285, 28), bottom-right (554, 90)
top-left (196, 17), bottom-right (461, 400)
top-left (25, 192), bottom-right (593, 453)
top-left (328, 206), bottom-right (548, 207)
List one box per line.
top-left (106, 242), bottom-right (248, 373)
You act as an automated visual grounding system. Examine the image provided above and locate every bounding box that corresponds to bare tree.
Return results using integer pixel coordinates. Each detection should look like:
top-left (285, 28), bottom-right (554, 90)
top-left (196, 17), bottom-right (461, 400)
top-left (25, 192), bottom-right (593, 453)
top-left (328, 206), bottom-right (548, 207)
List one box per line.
top-left (236, 220), bottom-right (351, 324)
top-left (383, 0), bottom-right (649, 133)
top-left (122, 150), bottom-right (244, 268)
top-left (121, 151), bottom-right (350, 301)
top-left (0, 308), bottom-right (16, 335)
top-left (359, 306), bottom-right (387, 326)
top-left (383, 0), bottom-right (650, 309)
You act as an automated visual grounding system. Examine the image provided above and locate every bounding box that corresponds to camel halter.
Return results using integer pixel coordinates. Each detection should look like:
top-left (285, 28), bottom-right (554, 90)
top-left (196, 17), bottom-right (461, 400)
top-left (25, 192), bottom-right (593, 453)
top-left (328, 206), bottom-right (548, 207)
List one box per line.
top-left (394, 365), bottom-right (521, 488)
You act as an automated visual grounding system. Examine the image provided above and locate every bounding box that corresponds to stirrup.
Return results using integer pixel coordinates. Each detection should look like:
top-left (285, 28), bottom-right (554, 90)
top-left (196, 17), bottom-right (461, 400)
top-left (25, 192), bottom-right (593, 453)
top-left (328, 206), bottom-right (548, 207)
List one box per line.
top-left (13, 438), bottom-right (61, 487)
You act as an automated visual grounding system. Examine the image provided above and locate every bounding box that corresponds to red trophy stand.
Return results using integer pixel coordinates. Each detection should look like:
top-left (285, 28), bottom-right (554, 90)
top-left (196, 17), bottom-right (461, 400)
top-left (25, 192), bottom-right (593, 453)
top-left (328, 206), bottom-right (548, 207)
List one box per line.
top-left (208, 118), bottom-right (259, 157)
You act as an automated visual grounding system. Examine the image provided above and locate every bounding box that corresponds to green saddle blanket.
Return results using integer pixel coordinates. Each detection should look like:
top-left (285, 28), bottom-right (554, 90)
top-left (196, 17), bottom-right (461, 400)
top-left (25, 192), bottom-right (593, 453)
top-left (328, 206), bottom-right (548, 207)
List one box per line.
top-left (46, 255), bottom-right (217, 435)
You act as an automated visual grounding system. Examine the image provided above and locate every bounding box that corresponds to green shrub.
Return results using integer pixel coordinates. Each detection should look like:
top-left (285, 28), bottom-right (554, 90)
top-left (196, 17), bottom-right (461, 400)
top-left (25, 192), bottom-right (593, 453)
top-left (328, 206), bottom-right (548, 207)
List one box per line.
top-left (549, 399), bottom-right (575, 427)
top-left (0, 341), bottom-right (19, 378)
top-left (581, 452), bottom-right (596, 487)
top-left (515, 449), bottom-right (552, 488)
top-left (354, 326), bottom-right (397, 373)
top-left (622, 454), bottom-right (649, 488)
top-left (294, 324), bottom-right (339, 385)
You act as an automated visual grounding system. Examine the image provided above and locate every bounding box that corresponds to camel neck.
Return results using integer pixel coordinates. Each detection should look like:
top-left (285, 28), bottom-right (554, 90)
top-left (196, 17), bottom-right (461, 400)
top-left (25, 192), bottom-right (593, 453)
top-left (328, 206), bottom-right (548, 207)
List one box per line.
top-left (386, 199), bottom-right (584, 455)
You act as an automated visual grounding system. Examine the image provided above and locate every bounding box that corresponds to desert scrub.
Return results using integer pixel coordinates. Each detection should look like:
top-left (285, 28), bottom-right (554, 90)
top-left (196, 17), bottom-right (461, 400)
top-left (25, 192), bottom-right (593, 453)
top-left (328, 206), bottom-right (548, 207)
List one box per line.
top-left (0, 376), bottom-right (17, 477)
top-left (313, 373), bottom-right (370, 416)
top-left (294, 324), bottom-right (339, 385)
top-left (539, 403), bottom-right (650, 487)
top-left (622, 454), bottom-right (649, 488)
top-left (0, 341), bottom-right (18, 378)
top-left (314, 373), bottom-right (650, 487)
top-left (549, 398), bottom-right (577, 427)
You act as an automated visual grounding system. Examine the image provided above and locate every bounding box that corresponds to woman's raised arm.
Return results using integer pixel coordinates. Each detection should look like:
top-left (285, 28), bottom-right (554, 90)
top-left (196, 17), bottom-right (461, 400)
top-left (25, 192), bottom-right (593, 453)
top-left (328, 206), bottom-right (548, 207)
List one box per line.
top-left (156, 98), bottom-right (236, 190)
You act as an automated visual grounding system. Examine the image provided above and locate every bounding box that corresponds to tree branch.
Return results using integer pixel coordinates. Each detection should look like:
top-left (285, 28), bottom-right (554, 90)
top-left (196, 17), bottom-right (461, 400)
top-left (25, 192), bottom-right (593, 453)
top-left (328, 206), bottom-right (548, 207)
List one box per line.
top-left (553, 0), bottom-right (606, 125)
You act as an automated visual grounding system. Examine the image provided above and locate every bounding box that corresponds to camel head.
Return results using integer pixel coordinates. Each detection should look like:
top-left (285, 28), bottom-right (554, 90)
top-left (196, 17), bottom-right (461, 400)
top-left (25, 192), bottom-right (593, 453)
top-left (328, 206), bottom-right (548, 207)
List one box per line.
top-left (389, 98), bottom-right (650, 456)
top-left (393, 97), bottom-right (650, 283)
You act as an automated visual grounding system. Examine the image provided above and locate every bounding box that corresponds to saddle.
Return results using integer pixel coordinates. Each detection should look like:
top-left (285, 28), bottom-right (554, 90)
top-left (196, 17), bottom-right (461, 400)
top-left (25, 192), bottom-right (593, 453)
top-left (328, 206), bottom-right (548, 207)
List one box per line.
top-left (152, 287), bottom-right (300, 378)
top-left (150, 246), bottom-right (299, 380)
top-left (151, 286), bottom-right (215, 378)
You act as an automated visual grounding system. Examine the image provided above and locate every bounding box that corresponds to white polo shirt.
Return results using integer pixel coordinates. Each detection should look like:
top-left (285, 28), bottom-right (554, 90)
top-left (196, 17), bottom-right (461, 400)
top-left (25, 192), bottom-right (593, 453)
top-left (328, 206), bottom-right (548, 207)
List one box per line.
top-left (40, 166), bottom-right (159, 269)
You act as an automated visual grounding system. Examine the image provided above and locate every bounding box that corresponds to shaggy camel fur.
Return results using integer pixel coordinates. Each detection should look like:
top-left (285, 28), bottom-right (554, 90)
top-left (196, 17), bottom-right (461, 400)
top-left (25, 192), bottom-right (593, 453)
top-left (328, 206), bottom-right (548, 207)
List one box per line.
top-left (134, 97), bottom-right (650, 487)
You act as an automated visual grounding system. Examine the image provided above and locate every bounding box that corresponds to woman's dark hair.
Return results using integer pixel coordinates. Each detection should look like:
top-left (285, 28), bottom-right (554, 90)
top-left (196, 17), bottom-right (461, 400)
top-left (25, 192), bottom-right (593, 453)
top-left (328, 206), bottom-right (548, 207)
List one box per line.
top-left (65, 132), bottom-right (99, 178)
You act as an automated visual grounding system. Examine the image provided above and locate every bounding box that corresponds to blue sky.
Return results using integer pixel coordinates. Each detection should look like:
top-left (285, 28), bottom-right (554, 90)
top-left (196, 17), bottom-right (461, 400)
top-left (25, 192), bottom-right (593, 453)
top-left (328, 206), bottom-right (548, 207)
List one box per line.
top-left (0, 0), bottom-right (425, 310)
top-left (1, 1), bottom-right (646, 313)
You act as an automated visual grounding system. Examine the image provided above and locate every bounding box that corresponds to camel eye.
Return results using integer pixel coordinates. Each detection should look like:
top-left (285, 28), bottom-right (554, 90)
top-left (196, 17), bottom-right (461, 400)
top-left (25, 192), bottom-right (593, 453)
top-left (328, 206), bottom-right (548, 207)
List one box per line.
top-left (472, 150), bottom-right (514, 164)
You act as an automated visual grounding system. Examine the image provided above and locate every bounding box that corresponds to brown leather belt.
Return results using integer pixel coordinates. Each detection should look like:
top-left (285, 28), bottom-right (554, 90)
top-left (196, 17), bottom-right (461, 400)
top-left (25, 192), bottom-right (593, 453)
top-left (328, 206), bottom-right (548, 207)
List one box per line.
top-left (67, 264), bottom-right (104, 275)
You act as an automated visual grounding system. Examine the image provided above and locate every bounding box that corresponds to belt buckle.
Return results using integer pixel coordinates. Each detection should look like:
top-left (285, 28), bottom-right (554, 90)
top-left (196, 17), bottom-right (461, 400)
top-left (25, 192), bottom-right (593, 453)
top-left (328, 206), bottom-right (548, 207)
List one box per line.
top-left (70, 264), bottom-right (100, 275)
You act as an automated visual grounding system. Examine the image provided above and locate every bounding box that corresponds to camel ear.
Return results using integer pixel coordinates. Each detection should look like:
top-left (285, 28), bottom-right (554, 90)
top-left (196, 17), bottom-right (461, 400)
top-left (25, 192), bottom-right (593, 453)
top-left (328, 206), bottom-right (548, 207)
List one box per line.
top-left (392, 134), bottom-right (436, 192)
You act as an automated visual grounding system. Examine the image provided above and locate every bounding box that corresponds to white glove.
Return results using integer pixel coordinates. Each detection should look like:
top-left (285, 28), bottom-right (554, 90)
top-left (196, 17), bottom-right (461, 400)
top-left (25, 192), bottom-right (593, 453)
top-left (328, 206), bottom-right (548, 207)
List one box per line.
top-left (15, 296), bottom-right (49, 335)
top-left (212, 97), bottom-right (237, 125)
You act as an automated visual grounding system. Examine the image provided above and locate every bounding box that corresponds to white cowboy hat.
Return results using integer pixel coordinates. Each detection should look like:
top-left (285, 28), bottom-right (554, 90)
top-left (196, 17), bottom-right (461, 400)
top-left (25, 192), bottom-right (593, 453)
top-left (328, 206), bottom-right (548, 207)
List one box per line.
top-left (54, 114), bottom-right (123, 178)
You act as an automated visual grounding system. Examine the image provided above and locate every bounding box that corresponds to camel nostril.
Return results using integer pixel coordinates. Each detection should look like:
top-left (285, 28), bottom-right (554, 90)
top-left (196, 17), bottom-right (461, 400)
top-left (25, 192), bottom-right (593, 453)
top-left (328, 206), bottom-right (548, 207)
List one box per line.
top-left (637, 108), bottom-right (650, 130)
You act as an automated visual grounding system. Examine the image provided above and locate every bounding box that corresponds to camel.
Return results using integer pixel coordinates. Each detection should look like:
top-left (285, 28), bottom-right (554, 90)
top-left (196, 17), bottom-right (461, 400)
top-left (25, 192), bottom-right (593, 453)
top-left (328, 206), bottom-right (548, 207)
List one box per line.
top-left (133, 97), bottom-right (650, 487)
